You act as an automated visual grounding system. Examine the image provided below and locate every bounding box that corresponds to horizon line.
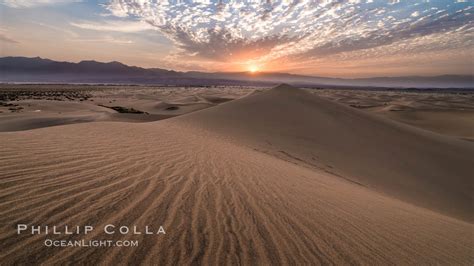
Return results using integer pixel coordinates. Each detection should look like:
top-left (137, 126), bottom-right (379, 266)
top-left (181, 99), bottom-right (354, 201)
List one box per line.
top-left (2, 55), bottom-right (473, 80)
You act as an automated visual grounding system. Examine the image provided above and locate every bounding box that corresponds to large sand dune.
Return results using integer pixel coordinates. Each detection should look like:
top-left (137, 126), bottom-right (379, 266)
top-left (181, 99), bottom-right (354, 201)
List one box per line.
top-left (0, 85), bottom-right (472, 264)
top-left (179, 85), bottom-right (474, 221)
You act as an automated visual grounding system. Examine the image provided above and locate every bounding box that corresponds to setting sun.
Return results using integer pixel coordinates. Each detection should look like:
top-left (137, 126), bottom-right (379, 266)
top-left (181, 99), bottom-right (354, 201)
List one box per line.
top-left (248, 65), bottom-right (259, 73)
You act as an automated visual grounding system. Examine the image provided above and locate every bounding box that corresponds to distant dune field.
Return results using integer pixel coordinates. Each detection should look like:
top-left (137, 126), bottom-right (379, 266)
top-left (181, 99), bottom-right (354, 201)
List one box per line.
top-left (0, 85), bottom-right (472, 264)
top-left (312, 88), bottom-right (474, 141)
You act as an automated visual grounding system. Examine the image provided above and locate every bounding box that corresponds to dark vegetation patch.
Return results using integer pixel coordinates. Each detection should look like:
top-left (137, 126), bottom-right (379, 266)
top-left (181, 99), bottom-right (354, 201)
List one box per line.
top-left (0, 86), bottom-right (92, 102)
top-left (99, 104), bottom-right (148, 114)
top-left (204, 97), bottom-right (233, 104)
top-left (0, 102), bottom-right (17, 107)
top-left (165, 106), bottom-right (179, 111)
top-left (8, 106), bottom-right (23, 112)
top-left (349, 104), bottom-right (378, 109)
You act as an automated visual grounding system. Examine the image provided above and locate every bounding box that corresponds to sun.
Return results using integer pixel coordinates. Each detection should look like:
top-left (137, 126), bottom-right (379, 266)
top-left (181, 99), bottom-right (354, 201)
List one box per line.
top-left (248, 65), bottom-right (259, 73)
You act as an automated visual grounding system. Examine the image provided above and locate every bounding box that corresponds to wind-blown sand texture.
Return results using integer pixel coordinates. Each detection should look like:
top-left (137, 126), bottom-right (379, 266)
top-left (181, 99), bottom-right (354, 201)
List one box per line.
top-left (0, 85), bottom-right (473, 264)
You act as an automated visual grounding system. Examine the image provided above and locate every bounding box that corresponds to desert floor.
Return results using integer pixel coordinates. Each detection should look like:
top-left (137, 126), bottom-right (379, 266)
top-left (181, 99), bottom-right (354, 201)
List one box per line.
top-left (0, 84), bottom-right (473, 264)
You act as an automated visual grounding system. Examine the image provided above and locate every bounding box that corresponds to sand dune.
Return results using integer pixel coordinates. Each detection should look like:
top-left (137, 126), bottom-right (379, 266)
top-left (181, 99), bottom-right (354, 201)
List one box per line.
top-left (179, 85), bottom-right (474, 221)
top-left (0, 85), bottom-right (472, 264)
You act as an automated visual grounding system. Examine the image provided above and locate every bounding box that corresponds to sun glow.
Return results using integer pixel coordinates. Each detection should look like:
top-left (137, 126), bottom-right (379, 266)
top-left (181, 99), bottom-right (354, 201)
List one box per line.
top-left (248, 65), bottom-right (259, 73)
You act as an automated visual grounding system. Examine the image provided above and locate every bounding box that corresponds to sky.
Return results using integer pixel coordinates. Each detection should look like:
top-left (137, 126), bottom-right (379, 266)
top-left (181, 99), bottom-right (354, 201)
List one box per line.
top-left (0, 0), bottom-right (473, 78)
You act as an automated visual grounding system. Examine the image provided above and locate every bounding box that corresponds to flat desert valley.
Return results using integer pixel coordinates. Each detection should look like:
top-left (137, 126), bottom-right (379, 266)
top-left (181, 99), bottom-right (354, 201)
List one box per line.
top-left (0, 84), bottom-right (473, 264)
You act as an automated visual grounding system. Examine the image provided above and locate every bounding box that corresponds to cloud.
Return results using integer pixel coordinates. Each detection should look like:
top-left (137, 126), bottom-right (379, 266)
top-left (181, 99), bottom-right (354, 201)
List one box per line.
top-left (1, 0), bottom-right (82, 8)
top-left (71, 36), bottom-right (134, 44)
top-left (295, 8), bottom-right (473, 58)
top-left (70, 20), bottom-right (155, 33)
top-left (106, 0), bottom-right (473, 66)
top-left (0, 27), bottom-right (19, 44)
top-left (0, 33), bottom-right (18, 43)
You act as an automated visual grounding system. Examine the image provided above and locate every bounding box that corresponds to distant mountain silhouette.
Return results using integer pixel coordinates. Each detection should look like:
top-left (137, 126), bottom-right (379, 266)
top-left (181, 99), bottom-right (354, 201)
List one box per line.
top-left (0, 56), bottom-right (178, 75)
top-left (1, 56), bottom-right (472, 88)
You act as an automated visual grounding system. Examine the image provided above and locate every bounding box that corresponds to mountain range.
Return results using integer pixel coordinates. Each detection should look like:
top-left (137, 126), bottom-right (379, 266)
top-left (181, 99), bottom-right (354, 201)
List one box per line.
top-left (1, 56), bottom-right (472, 88)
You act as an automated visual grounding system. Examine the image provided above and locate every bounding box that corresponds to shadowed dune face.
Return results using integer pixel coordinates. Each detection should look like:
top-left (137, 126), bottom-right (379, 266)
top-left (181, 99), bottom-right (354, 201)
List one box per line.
top-left (178, 85), bottom-right (474, 221)
top-left (0, 85), bottom-right (473, 264)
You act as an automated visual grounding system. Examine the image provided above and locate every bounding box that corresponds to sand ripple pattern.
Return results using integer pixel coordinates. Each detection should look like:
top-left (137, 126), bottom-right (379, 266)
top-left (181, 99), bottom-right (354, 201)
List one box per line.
top-left (0, 121), bottom-right (472, 265)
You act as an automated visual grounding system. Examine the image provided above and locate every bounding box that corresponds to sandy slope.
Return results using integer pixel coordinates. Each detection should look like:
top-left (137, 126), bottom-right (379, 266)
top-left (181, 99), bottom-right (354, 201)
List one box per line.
top-left (0, 86), bottom-right (472, 264)
top-left (179, 85), bottom-right (474, 221)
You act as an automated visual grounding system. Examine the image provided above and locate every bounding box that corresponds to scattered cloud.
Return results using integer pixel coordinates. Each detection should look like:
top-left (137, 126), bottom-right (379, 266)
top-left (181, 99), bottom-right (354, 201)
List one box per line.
top-left (70, 20), bottom-right (155, 33)
top-left (0, 33), bottom-right (18, 43)
top-left (33, 21), bottom-right (79, 37)
top-left (71, 36), bottom-right (134, 45)
top-left (1, 0), bottom-right (82, 8)
top-left (106, 0), bottom-right (474, 67)
top-left (0, 27), bottom-right (18, 44)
